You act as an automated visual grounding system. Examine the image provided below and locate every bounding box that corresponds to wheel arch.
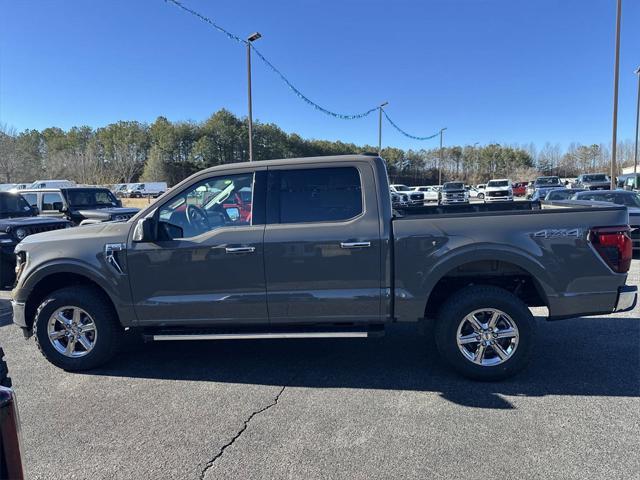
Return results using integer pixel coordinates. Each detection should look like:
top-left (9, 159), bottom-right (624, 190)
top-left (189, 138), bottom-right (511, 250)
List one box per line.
top-left (421, 246), bottom-right (552, 319)
top-left (21, 262), bottom-right (122, 330)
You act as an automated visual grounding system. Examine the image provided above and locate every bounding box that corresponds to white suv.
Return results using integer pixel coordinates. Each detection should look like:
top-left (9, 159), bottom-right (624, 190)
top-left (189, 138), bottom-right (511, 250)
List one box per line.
top-left (484, 179), bottom-right (514, 202)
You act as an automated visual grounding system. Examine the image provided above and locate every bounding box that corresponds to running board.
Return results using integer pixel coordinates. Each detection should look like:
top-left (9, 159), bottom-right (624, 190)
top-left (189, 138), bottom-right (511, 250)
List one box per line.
top-left (151, 331), bottom-right (370, 341)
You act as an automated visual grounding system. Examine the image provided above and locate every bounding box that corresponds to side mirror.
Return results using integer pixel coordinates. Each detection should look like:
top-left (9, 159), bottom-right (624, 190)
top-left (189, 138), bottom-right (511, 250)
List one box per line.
top-left (132, 217), bottom-right (157, 242)
top-left (53, 202), bottom-right (64, 212)
top-left (31, 206), bottom-right (40, 215)
top-left (116, 199), bottom-right (123, 207)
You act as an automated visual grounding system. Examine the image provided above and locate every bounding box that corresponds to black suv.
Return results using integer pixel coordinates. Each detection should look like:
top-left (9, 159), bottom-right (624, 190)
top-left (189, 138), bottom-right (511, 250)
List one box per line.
top-left (20, 187), bottom-right (139, 226)
top-left (0, 192), bottom-right (71, 288)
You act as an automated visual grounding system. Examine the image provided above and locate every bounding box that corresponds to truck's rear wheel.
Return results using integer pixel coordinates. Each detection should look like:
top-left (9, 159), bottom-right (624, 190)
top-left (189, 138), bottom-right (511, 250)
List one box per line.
top-left (34, 286), bottom-right (123, 371)
top-left (434, 285), bottom-right (536, 381)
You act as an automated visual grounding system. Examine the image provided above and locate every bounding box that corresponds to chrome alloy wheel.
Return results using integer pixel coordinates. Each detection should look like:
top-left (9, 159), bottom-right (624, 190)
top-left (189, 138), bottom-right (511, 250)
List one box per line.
top-left (456, 308), bottom-right (519, 366)
top-left (47, 306), bottom-right (97, 358)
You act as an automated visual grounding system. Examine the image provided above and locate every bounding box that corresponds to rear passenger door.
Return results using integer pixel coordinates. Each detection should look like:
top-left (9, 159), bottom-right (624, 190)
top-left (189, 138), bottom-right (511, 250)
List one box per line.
top-left (263, 162), bottom-right (383, 325)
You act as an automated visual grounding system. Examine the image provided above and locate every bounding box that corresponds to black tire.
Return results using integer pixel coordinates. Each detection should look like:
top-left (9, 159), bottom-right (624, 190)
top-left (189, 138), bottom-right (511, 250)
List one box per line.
top-left (34, 286), bottom-right (123, 371)
top-left (477, 193), bottom-right (484, 199)
top-left (434, 285), bottom-right (536, 381)
top-left (0, 347), bottom-right (11, 388)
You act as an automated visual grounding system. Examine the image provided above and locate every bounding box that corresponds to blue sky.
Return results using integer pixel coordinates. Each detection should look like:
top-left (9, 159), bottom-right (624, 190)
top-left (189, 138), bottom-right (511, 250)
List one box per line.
top-left (1, 0), bottom-right (639, 150)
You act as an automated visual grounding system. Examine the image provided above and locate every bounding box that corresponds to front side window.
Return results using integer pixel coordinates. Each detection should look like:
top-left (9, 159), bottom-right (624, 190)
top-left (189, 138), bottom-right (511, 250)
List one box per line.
top-left (269, 167), bottom-right (362, 224)
top-left (42, 192), bottom-right (64, 211)
top-left (21, 193), bottom-right (37, 208)
top-left (158, 173), bottom-right (254, 239)
top-left (67, 189), bottom-right (118, 207)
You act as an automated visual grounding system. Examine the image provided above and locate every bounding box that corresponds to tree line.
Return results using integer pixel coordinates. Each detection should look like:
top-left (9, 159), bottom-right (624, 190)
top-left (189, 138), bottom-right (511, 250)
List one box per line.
top-left (0, 109), bottom-right (636, 187)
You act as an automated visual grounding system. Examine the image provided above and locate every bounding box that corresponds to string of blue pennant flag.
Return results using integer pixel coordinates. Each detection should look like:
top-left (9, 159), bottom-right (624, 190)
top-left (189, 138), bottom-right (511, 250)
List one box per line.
top-left (164, 0), bottom-right (441, 139)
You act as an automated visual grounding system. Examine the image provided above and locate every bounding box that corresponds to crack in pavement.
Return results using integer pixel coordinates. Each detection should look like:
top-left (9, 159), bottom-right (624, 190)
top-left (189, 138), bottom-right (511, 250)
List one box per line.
top-left (199, 385), bottom-right (287, 479)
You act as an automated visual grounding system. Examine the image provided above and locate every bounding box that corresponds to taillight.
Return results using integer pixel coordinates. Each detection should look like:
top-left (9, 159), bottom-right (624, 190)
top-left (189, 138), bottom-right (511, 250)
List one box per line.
top-left (589, 226), bottom-right (632, 273)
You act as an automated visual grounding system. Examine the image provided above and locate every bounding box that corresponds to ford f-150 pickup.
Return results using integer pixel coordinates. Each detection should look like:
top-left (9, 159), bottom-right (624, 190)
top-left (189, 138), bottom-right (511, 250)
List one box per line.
top-left (10, 155), bottom-right (637, 380)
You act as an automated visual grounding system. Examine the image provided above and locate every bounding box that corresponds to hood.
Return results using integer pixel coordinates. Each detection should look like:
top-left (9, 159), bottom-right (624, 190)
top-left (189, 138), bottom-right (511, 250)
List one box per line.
top-left (19, 220), bottom-right (130, 247)
top-left (0, 216), bottom-right (69, 229)
top-left (73, 207), bottom-right (139, 220)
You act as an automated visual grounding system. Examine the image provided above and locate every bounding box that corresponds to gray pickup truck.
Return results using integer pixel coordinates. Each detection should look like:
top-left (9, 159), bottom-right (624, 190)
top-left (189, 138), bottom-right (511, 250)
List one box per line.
top-left (11, 155), bottom-right (637, 380)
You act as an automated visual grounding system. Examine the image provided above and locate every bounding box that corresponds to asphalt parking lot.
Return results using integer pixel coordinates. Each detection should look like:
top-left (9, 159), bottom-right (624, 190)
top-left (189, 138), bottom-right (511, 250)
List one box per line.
top-left (1, 261), bottom-right (638, 480)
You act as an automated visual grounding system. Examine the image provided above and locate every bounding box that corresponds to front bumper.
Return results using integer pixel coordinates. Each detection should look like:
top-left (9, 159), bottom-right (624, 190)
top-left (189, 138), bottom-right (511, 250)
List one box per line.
top-left (11, 300), bottom-right (29, 334)
top-left (485, 196), bottom-right (514, 202)
top-left (613, 285), bottom-right (637, 313)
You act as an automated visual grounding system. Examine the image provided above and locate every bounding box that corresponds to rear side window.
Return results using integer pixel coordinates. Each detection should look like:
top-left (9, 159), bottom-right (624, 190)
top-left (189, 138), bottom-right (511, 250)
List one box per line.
top-left (268, 167), bottom-right (362, 224)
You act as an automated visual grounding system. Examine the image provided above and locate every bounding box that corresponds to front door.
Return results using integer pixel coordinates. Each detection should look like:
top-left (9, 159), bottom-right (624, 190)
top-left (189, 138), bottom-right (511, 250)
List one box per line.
top-left (127, 170), bottom-right (268, 326)
top-left (263, 163), bottom-right (383, 325)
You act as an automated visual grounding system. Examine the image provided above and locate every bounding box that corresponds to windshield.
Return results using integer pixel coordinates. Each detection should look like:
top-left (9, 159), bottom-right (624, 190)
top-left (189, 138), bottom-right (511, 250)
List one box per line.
top-left (66, 189), bottom-right (118, 207)
top-left (487, 180), bottom-right (509, 187)
top-left (443, 182), bottom-right (464, 190)
top-left (535, 176), bottom-right (561, 186)
top-left (582, 174), bottom-right (608, 182)
top-left (546, 190), bottom-right (575, 200)
top-left (392, 185), bottom-right (411, 192)
top-left (575, 192), bottom-right (640, 208)
top-left (0, 193), bottom-right (33, 218)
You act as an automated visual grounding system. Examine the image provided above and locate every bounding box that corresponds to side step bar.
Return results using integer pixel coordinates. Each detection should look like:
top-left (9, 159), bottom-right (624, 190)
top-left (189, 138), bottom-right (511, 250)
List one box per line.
top-left (152, 331), bottom-right (370, 341)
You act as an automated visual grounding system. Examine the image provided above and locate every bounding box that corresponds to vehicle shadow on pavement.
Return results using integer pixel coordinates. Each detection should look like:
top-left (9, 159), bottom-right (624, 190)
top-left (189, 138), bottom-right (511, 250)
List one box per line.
top-left (88, 315), bottom-right (640, 410)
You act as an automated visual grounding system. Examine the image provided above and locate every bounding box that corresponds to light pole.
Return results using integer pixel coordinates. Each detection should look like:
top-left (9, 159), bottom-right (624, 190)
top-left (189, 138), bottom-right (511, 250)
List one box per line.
top-left (438, 128), bottom-right (447, 185)
top-left (610, 0), bottom-right (622, 188)
top-left (246, 32), bottom-right (261, 162)
top-left (378, 101), bottom-right (388, 154)
top-left (634, 66), bottom-right (640, 174)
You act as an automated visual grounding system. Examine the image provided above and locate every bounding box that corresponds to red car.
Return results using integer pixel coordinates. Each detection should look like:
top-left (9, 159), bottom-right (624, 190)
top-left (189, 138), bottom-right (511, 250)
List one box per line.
top-left (512, 182), bottom-right (528, 197)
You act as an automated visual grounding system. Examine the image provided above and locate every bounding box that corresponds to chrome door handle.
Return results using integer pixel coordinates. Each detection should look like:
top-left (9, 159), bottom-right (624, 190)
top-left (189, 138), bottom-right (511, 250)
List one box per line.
top-left (225, 246), bottom-right (256, 254)
top-left (340, 242), bottom-right (371, 249)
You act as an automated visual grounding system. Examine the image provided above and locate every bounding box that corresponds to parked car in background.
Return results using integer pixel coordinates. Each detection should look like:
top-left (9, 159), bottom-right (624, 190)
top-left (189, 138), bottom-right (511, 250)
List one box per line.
top-left (573, 173), bottom-right (611, 190)
top-left (28, 179), bottom-right (75, 189)
top-left (0, 192), bottom-right (71, 288)
top-left (11, 154), bottom-right (637, 381)
top-left (20, 187), bottom-right (139, 226)
top-left (484, 179), bottom-right (514, 203)
top-left (439, 181), bottom-right (469, 204)
top-left (525, 181), bottom-right (535, 198)
top-left (622, 173), bottom-right (639, 192)
top-left (543, 188), bottom-right (586, 201)
top-left (412, 186), bottom-right (439, 203)
top-left (0, 347), bottom-right (25, 479)
top-left (389, 184), bottom-right (425, 205)
top-left (512, 182), bottom-right (528, 197)
top-left (475, 184), bottom-right (487, 199)
top-left (531, 176), bottom-right (565, 200)
top-left (125, 182), bottom-right (167, 198)
top-left (390, 191), bottom-right (409, 209)
top-left (571, 190), bottom-right (640, 253)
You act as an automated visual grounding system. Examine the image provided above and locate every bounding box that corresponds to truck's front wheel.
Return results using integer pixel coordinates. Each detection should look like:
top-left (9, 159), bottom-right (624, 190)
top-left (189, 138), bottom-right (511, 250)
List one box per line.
top-left (434, 285), bottom-right (536, 381)
top-left (34, 286), bottom-right (123, 371)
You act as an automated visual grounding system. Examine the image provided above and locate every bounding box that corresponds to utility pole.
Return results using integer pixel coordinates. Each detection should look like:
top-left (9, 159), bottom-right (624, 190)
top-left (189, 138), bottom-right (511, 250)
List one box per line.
top-left (610, 0), bottom-right (622, 188)
top-left (378, 101), bottom-right (388, 155)
top-left (634, 66), bottom-right (640, 174)
top-left (438, 128), bottom-right (447, 185)
top-left (246, 32), bottom-right (262, 162)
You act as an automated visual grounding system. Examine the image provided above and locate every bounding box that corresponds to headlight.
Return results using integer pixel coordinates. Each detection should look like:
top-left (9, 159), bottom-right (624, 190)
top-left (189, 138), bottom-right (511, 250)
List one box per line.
top-left (15, 228), bottom-right (27, 240)
top-left (15, 251), bottom-right (28, 282)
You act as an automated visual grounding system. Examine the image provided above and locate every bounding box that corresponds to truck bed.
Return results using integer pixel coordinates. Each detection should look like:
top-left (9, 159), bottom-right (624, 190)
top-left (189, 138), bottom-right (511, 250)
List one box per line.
top-left (391, 200), bottom-right (630, 322)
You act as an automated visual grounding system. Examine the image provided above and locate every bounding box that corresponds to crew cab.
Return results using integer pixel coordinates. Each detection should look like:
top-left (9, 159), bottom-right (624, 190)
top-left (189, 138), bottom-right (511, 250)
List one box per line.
top-left (484, 179), bottom-right (514, 202)
top-left (20, 187), bottom-right (139, 226)
top-left (530, 176), bottom-right (566, 199)
top-left (10, 155), bottom-right (637, 380)
top-left (0, 192), bottom-right (70, 288)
